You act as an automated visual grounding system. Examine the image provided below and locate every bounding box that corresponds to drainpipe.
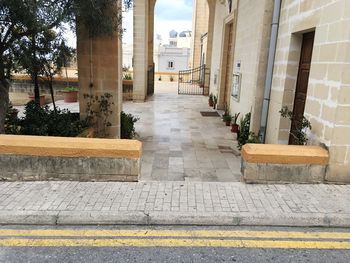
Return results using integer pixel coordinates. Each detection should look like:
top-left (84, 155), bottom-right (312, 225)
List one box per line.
top-left (259, 0), bottom-right (282, 143)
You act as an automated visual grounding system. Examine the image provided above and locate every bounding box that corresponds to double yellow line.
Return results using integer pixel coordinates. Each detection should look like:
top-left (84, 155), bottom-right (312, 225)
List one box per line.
top-left (0, 229), bottom-right (350, 249)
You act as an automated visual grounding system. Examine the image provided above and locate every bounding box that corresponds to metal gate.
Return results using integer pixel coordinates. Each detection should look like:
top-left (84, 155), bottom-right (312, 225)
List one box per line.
top-left (178, 64), bottom-right (206, 95)
top-left (147, 63), bottom-right (155, 96)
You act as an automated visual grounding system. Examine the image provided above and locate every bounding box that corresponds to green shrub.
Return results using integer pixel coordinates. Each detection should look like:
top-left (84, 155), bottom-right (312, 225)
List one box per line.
top-left (63, 86), bottom-right (78, 92)
top-left (5, 103), bottom-right (20, 135)
top-left (121, 111), bottom-right (139, 139)
top-left (279, 106), bottom-right (312, 145)
top-left (237, 112), bottom-right (260, 150)
top-left (123, 73), bottom-right (132, 80)
top-left (6, 101), bottom-right (87, 137)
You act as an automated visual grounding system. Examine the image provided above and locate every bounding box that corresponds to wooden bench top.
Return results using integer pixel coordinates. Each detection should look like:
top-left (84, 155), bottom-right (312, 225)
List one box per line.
top-left (0, 135), bottom-right (142, 159)
top-left (241, 144), bottom-right (329, 165)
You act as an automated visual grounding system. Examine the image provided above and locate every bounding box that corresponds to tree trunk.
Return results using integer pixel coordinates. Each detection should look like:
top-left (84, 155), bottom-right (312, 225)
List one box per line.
top-left (0, 79), bottom-right (10, 134)
top-left (32, 33), bottom-right (40, 105)
top-left (34, 73), bottom-right (40, 105)
top-left (49, 79), bottom-right (57, 113)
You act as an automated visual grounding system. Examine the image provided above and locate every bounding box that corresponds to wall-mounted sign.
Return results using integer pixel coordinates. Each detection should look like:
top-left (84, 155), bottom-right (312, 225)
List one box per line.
top-left (231, 72), bottom-right (241, 102)
top-left (236, 60), bottom-right (241, 72)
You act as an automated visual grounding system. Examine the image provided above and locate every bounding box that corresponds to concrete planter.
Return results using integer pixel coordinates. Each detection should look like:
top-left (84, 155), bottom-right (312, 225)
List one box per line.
top-left (63, 91), bottom-right (78, 103)
top-left (29, 95), bottom-right (45, 106)
top-left (123, 80), bottom-right (133, 101)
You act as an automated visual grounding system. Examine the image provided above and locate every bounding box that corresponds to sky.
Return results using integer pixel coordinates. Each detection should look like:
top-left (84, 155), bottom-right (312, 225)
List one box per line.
top-left (65, 0), bottom-right (193, 47)
top-left (123, 0), bottom-right (193, 45)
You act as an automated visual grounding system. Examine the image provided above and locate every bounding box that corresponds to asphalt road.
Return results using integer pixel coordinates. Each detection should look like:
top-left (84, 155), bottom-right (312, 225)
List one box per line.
top-left (0, 225), bottom-right (349, 263)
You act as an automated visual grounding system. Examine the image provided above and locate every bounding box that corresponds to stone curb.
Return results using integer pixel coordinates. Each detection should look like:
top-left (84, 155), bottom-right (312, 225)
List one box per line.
top-left (0, 211), bottom-right (350, 227)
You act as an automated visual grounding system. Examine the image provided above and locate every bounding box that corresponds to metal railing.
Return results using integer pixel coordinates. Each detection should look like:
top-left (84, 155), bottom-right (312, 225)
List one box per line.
top-left (178, 64), bottom-right (206, 95)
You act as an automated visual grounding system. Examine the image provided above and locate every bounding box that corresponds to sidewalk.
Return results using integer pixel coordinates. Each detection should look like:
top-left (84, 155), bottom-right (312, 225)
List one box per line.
top-left (0, 181), bottom-right (349, 227)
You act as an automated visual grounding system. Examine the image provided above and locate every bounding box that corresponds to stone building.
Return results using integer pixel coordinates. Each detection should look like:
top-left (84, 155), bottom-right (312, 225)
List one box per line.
top-left (202, 0), bottom-right (350, 182)
top-left (154, 30), bottom-right (192, 73)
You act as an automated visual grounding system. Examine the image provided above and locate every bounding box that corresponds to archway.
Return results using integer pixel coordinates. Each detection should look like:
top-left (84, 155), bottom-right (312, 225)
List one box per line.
top-left (133, 0), bottom-right (215, 101)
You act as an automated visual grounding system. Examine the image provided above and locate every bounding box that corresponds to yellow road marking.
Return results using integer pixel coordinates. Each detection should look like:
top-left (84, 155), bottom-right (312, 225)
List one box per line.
top-left (0, 238), bottom-right (350, 249)
top-left (0, 229), bottom-right (350, 240)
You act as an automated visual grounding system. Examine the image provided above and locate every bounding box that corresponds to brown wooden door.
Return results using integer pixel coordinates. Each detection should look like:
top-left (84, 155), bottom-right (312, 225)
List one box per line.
top-left (289, 31), bottom-right (315, 145)
top-left (224, 23), bottom-right (234, 106)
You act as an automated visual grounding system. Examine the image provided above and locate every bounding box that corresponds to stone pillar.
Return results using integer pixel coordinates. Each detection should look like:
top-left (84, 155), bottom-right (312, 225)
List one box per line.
top-left (191, 0), bottom-right (209, 69)
top-left (203, 0), bottom-right (216, 95)
top-left (147, 0), bottom-right (156, 96)
top-left (77, 20), bottom-right (122, 138)
top-left (133, 0), bottom-right (149, 101)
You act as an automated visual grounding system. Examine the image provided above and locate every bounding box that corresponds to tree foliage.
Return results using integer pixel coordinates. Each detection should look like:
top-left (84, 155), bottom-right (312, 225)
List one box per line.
top-left (0, 0), bottom-right (132, 133)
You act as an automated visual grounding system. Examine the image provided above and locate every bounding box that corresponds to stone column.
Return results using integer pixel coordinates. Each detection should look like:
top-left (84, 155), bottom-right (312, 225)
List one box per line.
top-left (147, 0), bottom-right (156, 96)
top-left (77, 19), bottom-right (122, 138)
top-left (133, 0), bottom-right (149, 101)
top-left (191, 0), bottom-right (209, 69)
top-left (203, 0), bottom-right (216, 95)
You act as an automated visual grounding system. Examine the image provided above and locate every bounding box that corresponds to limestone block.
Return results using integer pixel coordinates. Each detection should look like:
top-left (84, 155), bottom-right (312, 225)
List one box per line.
top-left (325, 164), bottom-right (350, 183)
top-left (0, 155), bottom-right (140, 182)
top-left (242, 160), bottom-right (325, 184)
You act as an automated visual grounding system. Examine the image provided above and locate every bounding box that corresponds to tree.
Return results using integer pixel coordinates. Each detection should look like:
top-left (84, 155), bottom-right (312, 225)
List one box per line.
top-left (0, 0), bottom-right (72, 133)
top-left (41, 39), bottom-right (74, 113)
top-left (0, 0), bottom-right (35, 133)
top-left (0, 0), bottom-right (132, 133)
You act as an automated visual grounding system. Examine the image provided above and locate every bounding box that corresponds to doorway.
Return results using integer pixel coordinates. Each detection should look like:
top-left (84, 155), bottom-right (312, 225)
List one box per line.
top-left (289, 31), bottom-right (315, 145)
top-left (223, 22), bottom-right (234, 107)
top-left (218, 12), bottom-right (235, 110)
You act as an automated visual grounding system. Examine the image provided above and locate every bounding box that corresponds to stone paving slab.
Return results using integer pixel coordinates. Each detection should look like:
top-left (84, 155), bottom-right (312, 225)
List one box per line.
top-left (0, 181), bottom-right (349, 227)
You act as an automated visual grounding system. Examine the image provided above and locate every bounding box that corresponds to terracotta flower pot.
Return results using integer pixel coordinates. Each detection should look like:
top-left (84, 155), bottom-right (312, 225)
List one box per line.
top-left (209, 100), bottom-right (213, 107)
top-left (225, 121), bottom-right (231, 126)
top-left (231, 123), bottom-right (239, 133)
top-left (63, 91), bottom-right (78, 103)
top-left (29, 95), bottom-right (45, 106)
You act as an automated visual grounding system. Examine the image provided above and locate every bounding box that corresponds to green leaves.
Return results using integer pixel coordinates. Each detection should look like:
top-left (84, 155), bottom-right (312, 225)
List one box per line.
top-left (5, 101), bottom-right (87, 136)
top-left (121, 111), bottom-right (139, 139)
top-left (279, 106), bottom-right (312, 145)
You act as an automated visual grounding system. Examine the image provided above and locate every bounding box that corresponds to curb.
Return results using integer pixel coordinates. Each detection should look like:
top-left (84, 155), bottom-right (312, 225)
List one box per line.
top-left (0, 211), bottom-right (350, 227)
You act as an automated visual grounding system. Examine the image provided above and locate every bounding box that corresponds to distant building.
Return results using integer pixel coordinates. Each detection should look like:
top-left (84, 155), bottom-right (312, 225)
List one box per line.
top-left (154, 30), bottom-right (192, 73)
top-left (154, 46), bottom-right (190, 73)
top-left (122, 43), bottom-right (133, 69)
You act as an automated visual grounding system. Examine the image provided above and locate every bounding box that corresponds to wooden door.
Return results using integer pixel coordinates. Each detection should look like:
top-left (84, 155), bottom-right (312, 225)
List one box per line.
top-left (224, 23), bottom-right (234, 106)
top-left (289, 31), bottom-right (315, 144)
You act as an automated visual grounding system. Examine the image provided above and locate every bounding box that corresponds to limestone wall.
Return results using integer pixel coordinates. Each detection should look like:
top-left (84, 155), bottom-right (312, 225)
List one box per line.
top-left (209, 0), bottom-right (272, 133)
top-left (229, 0), bottom-right (273, 133)
top-left (191, 0), bottom-right (209, 69)
top-left (209, 1), bottom-right (229, 96)
top-left (265, 0), bottom-right (350, 182)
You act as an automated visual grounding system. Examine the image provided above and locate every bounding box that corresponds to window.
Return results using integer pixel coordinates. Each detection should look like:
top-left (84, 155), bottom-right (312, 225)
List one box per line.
top-left (168, 61), bottom-right (175, 69)
top-left (231, 72), bottom-right (241, 102)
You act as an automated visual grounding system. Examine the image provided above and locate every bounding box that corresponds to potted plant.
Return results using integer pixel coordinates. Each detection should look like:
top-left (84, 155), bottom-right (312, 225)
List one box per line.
top-left (63, 86), bottom-right (78, 103)
top-left (223, 114), bottom-right (232, 126)
top-left (231, 112), bottom-right (240, 133)
top-left (213, 95), bottom-right (218, 109)
top-left (222, 104), bottom-right (229, 122)
top-left (209, 93), bottom-right (214, 107)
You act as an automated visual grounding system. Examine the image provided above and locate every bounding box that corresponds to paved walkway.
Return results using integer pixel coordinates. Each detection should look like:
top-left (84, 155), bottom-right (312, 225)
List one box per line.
top-left (14, 82), bottom-right (241, 182)
top-left (124, 82), bottom-right (241, 182)
top-left (0, 181), bottom-right (349, 227)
